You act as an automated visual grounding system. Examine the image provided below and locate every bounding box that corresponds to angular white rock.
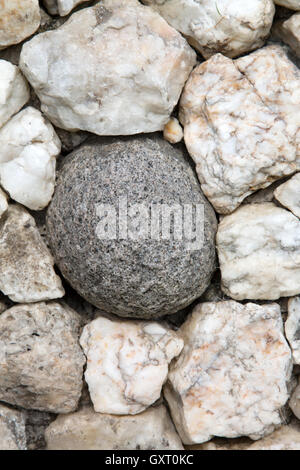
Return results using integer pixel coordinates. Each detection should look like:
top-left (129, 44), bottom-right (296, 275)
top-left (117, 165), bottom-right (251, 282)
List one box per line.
top-left (0, 107), bottom-right (61, 210)
top-left (285, 297), bottom-right (300, 364)
top-left (0, 404), bottom-right (26, 450)
top-left (0, 302), bottom-right (85, 413)
top-left (274, 0), bottom-right (300, 10)
top-left (80, 316), bottom-right (183, 415)
top-left (0, 0), bottom-right (40, 50)
top-left (45, 404), bottom-right (183, 450)
top-left (0, 204), bottom-right (64, 303)
top-left (43, 0), bottom-right (90, 16)
top-left (273, 13), bottom-right (300, 58)
top-left (179, 46), bottom-right (300, 214)
top-left (217, 203), bottom-right (300, 301)
top-left (0, 188), bottom-right (8, 218)
top-left (143, 0), bottom-right (275, 59)
top-left (274, 173), bottom-right (300, 218)
top-left (164, 301), bottom-right (292, 445)
top-left (290, 378), bottom-right (300, 419)
top-left (20, 0), bottom-right (196, 136)
top-left (0, 60), bottom-right (30, 129)
top-left (163, 117), bottom-right (183, 144)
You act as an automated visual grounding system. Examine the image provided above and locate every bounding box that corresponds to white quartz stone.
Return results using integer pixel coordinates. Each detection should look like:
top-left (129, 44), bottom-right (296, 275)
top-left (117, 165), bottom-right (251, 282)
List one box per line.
top-left (180, 46), bottom-right (300, 214)
top-left (0, 204), bottom-right (64, 303)
top-left (80, 316), bottom-right (183, 415)
top-left (274, 173), bottom-right (300, 218)
top-left (0, 60), bottom-right (30, 129)
top-left (274, 0), bottom-right (300, 10)
top-left (0, 189), bottom-right (8, 218)
top-left (0, 0), bottom-right (40, 50)
top-left (273, 13), bottom-right (300, 59)
top-left (0, 107), bottom-right (61, 210)
top-left (20, 0), bottom-right (196, 136)
top-left (164, 300), bottom-right (292, 445)
top-left (217, 203), bottom-right (300, 301)
top-left (142, 1), bottom-right (275, 59)
top-left (43, 0), bottom-right (90, 16)
top-left (163, 117), bottom-right (183, 144)
top-left (285, 297), bottom-right (300, 364)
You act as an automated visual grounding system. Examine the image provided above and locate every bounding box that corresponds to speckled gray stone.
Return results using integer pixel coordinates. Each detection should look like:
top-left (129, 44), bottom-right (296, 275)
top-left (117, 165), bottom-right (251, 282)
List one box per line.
top-left (46, 135), bottom-right (217, 319)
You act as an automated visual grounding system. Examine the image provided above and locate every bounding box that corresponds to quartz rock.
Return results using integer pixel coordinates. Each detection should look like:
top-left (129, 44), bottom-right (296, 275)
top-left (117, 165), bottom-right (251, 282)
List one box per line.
top-left (285, 297), bottom-right (300, 364)
top-left (179, 46), bottom-right (300, 214)
top-left (0, 107), bottom-right (61, 210)
top-left (275, 173), bottom-right (300, 218)
top-left (142, 0), bottom-right (275, 59)
top-left (163, 117), bottom-right (183, 144)
top-left (273, 14), bottom-right (300, 58)
top-left (0, 60), bottom-right (30, 129)
top-left (80, 316), bottom-right (183, 415)
top-left (45, 404), bottom-right (183, 450)
top-left (20, 1), bottom-right (196, 136)
top-left (0, 0), bottom-right (40, 50)
top-left (164, 300), bottom-right (292, 445)
top-left (0, 404), bottom-right (26, 450)
top-left (290, 377), bottom-right (300, 419)
top-left (46, 135), bottom-right (217, 319)
top-left (0, 302), bottom-right (85, 413)
top-left (217, 203), bottom-right (300, 300)
top-left (0, 188), bottom-right (8, 218)
top-left (274, 1), bottom-right (300, 10)
top-left (0, 204), bottom-right (64, 303)
top-left (43, 0), bottom-right (90, 16)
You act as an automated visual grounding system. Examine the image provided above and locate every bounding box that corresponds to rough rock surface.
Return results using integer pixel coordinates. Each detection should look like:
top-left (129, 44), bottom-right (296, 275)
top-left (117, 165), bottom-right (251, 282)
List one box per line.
top-left (179, 46), bottom-right (300, 214)
top-left (273, 13), bottom-right (300, 58)
top-left (274, 1), bottom-right (300, 10)
top-left (0, 0), bottom-right (40, 50)
top-left (20, 0), bottom-right (196, 136)
top-left (164, 301), bottom-right (292, 445)
top-left (80, 315), bottom-right (183, 414)
top-left (46, 135), bottom-right (217, 319)
top-left (45, 404), bottom-right (183, 450)
top-left (0, 204), bottom-right (64, 303)
top-left (285, 297), bottom-right (300, 364)
top-left (43, 0), bottom-right (90, 16)
top-left (142, 0), bottom-right (275, 59)
top-left (0, 302), bottom-right (85, 412)
top-left (217, 203), bottom-right (300, 300)
top-left (274, 173), bottom-right (300, 218)
top-left (0, 188), bottom-right (8, 217)
top-left (0, 404), bottom-right (27, 450)
top-left (0, 107), bottom-right (61, 210)
top-left (0, 60), bottom-right (30, 129)
top-left (290, 377), bottom-right (300, 419)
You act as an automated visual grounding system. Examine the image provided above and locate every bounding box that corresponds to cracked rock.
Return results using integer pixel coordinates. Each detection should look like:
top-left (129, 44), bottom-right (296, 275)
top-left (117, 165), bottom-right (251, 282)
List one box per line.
top-left (142, 0), bottom-right (275, 59)
top-left (80, 315), bottom-right (183, 415)
top-left (0, 0), bottom-right (40, 50)
top-left (0, 60), bottom-right (30, 129)
top-left (20, 0), bottom-right (196, 136)
top-left (0, 403), bottom-right (27, 450)
top-left (0, 204), bottom-right (64, 303)
top-left (0, 107), bottom-right (61, 210)
top-left (0, 302), bottom-right (85, 413)
top-left (45, 404), bottom-right (183, 450)
top-left (179, 45), bottom-right (300, 214)
top-left (217, 203), bottom-right (300, 300)
top-left (274, 173), bottom-right (300, 218)
top-left (164, 300), bottom-right (292, 444)
top-left (285, 297), bottom-right (300, 364)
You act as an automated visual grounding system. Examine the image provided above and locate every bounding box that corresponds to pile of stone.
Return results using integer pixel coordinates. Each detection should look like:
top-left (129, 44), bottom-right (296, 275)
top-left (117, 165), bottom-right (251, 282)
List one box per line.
top-left (0, 0), bottom-right (300, 451)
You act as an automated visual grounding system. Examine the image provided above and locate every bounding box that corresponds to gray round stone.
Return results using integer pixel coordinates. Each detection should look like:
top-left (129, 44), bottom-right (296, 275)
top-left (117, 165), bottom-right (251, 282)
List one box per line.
top-left (46, 135), bottom-right (217, 319)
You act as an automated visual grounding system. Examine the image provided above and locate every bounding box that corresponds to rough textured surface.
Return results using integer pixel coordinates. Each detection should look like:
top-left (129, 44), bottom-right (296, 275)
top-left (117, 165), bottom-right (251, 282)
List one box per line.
top-left (20, 0), bottom-right (196, 136)
top-left (285, 297), bottom-right (300, 364)
top-left (179, 46), bottom-right (300, 214)
top-left (0, 404), bottom-right (27, 450)
top-left (45, 404), bottom-right (184, 450)
top-left (217, 203), bottom-right (300, 300)
top-left (274, 0), bottom-right (300, 10)
top-left (0, 204), bottom-right (64, 303)
top-left (0, 302), bottom-right (85, 412)
top-left (0, 107), bottom-right (61, 210)
top-left (142, 0), bottom-right (275, 59)
top-left (43, 0), bottom-right (90, 16)
top-left (46, 135), bottom-right (217, 319)
top-left (24, 410), bottom-right (55, 450)
top-left (0, 60), bottom-right (30, 129)
top-left (273, 13), bottom-right (300, 58)
top-left (0, 0), bottom-right (40, 50)
top-left (164, 301), bottom-right (292, 445)
top-left (80, 315), bottom-right (183, 414)
top-left (274, 173), bottom-right (300, 218)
